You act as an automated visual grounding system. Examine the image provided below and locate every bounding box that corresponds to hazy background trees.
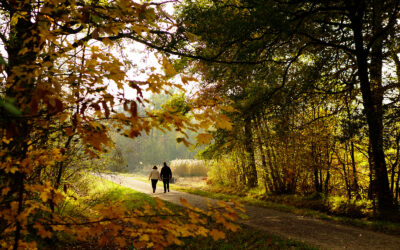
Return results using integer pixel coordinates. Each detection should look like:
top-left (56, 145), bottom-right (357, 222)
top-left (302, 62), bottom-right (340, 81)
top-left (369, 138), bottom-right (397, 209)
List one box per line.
top-left (108, 92), bottom-right (202, 172)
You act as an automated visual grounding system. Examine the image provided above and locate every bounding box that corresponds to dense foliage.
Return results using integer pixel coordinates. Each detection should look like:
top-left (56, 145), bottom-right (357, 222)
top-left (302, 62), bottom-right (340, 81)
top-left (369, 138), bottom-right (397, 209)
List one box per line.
top-left (175, 0), bottom-right (400, 218)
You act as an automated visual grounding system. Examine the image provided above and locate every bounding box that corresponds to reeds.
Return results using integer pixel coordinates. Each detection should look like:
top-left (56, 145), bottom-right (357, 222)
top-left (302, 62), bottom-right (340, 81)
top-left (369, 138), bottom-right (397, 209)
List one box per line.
top-left (170, 159), bottom-right (208, 177)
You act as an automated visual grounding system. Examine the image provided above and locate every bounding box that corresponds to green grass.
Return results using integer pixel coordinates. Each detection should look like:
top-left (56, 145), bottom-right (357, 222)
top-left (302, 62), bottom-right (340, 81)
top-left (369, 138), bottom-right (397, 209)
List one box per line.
top-left (61, 174), bottom-right (317, 249)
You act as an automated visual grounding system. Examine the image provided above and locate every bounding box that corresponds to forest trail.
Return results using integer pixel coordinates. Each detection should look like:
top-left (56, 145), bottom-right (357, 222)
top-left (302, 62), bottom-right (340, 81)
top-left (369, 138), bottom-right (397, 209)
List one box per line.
top-left (100, 174), bottom-right (400, 250)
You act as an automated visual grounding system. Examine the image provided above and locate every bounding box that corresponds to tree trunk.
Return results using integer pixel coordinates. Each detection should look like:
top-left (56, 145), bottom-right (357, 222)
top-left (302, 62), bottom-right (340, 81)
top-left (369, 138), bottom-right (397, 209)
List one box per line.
top-left (343, 146), bottom-right (352, 200)
top-left (3, 5), bottom-right (40, 249)
top-left (350, 141), bottom-right (361, 199)
top-left (396, 169), bottom-right (400, 202)
top-left (349, 1), bottom-right (394, 215)
top-left (324, 169), bottom-right (331, 196)
top-left (243, 116), bottom-right (258, 187)
top-left (255, 116), bottom-right (272, 193)
top-left (263, 117), bottom-right (283, 193)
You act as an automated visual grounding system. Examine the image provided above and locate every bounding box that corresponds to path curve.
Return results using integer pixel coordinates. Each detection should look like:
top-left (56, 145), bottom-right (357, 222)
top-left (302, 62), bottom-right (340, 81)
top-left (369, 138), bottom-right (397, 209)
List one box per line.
top-left (100, 174), bottom-right (400, 250)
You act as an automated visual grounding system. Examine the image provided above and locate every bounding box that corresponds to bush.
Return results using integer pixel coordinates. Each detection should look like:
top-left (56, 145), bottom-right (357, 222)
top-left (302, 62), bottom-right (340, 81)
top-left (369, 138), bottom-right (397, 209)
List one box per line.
top-left (328, 197), bottom-right (373, 218)
top-left (207, 158), bottom-right (241, 187)
top-left (170, 159), bottom-right (208, 177)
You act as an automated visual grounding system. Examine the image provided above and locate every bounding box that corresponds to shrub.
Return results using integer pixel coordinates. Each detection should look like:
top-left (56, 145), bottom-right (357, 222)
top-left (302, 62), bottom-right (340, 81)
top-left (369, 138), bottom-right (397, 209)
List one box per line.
top-left (207, 158), bottom-right (241, 187)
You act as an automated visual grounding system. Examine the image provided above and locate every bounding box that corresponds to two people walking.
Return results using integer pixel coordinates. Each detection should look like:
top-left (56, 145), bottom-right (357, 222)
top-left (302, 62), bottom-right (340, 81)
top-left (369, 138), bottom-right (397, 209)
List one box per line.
top-left (148, 162), bottom-right (172, 193)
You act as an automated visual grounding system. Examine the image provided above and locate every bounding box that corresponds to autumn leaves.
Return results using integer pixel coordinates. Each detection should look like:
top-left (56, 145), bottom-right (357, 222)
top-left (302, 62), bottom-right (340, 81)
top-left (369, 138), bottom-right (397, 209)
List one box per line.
top-left (0, 0), bottom-right (238, 248)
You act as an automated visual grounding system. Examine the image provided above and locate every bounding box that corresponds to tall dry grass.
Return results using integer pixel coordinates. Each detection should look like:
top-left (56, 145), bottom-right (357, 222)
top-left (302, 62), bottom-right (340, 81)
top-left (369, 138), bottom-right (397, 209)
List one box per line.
top-left (170, 159), bottom-right (208, 177)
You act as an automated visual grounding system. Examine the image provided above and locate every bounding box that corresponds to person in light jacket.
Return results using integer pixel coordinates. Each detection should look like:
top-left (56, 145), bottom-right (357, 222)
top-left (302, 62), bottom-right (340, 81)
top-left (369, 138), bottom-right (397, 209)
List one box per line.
top-left (148, 166), bottom-right (161, 193)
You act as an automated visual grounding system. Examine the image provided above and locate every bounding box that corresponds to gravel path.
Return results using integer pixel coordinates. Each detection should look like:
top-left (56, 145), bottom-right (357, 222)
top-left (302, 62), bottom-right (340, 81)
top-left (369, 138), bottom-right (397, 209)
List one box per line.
top-left (100, 174), bottom-right (400, 250)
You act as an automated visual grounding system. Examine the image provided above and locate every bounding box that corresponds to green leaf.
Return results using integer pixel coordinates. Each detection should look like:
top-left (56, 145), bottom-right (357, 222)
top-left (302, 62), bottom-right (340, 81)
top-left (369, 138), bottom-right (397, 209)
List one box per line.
top-left (0, 55), bottom-right (6, 66)
top-left (0, 98), bottom-right (22, 116)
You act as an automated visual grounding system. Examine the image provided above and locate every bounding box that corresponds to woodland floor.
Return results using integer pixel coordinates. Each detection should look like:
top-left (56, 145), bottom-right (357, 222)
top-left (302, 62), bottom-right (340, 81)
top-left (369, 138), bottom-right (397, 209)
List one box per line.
top-left (100, 174), bottom-right (400, 250)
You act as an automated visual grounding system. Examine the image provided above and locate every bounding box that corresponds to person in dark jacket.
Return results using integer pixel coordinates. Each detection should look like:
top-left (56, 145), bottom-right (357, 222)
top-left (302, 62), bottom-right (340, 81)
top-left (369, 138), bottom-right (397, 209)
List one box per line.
top-left (160, 162), bottom-right (172, 193)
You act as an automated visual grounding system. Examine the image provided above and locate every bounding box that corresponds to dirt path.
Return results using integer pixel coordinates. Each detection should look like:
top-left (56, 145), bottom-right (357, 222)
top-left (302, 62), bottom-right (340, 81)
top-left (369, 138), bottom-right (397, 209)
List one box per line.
top-left (100, 174), bottom-right (400, 250)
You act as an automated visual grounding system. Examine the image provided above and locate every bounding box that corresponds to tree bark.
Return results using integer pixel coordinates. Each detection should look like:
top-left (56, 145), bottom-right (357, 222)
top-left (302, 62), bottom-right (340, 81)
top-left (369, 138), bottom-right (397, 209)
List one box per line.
top-left (255, 116), bottom-right (272, 192)
top-left (349, 0), bottom-right (395, 215)
top-left (243, 116), bottom-right (258, 187)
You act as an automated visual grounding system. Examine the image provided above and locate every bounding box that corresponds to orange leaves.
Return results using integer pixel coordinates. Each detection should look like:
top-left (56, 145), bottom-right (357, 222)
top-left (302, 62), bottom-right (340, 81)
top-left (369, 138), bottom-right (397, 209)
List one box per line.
top-left (210, 229), bottom-right (226, 241)
top-left (180, 75), bottom-right (198, 85)
top-left (196, 133), bottom-right (213, 144)
top-left (78, 122), bottom-right (112, 152)
top-left (0, 0), bottom-right (244, 248)
top-left (224, 221), bottom-right (240, 232)
top-left (33, 223), bottom-right (52, 239)
top-left (166, 233), bottom-right (184, 246)
top-left (161, 56), bottom-right (177, 78)
top-left (29, 87), bottom-right (64, 115)
top-left (132, 24), bottom-right (150, 35)
top-left (123, 100), bottom-right (138, 118)
top-left (215, 115), bottom-right (233, 130)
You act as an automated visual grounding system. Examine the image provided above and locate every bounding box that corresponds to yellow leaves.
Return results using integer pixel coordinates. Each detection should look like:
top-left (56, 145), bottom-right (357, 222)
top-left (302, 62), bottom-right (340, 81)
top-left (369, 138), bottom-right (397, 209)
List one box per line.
top-left (215, 115), bottom-right (233, 130)
top-left (225, 222), bottom-right (240, 232)
top-left (210, 229), bottom-right (226, 241)
top-left (78, 122), bottom-right (112, 151)
top-left (10, 11), bottom-right (28, 26)
top-left (102, 37), bottom-right (113, 46)
top-left (4, 165), bottom-right (19, 174)
top-left (161, 56), bottom-right (177, 78)
top-left (0, 172), bottom-right (243, 249)
top-left (40, 191), bottom-right (50, 202)
top-left (180, 75), bottom-right (198, 84)
top-left (1, 136), bottom-right (12, 144)
top-left (18, 47), bottom-right (29, 55)
top-left (195, 226), bottom-right (209, 237)
top-left (139, 234), bottom-right (150, 241)
top-left (230, 199), bottom-right (246, 213)
top-left (132, 24), bottom-right (150, 35)
top-left (167, 233), bottom-right (184, 246)
top-left (196, 133), bottom-right (213, 144)
top-left (1, 187), bottom-right (10, 196)
top-left (33, 223), bottom-right (52, 239)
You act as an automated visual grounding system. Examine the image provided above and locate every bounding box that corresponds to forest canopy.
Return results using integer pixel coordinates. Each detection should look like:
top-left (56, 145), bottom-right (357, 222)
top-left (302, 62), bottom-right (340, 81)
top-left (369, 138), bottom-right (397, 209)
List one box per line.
top-left (174, 0), bottom-right (400, 217)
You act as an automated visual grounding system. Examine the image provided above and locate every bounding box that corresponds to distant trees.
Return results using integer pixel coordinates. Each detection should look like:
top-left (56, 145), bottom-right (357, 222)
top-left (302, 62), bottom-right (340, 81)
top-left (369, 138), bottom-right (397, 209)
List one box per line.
top-left (108, 93), bottom-right (202, 171)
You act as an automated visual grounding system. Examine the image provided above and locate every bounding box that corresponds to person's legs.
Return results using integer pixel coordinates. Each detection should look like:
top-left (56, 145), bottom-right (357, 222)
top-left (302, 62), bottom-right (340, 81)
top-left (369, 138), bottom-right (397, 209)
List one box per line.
top-left (163, 180), bottom-right (167, 193)
top-left (164, 178), bottom-right (170, 192)
top-left (151, 179), bottom-right (157, 193)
